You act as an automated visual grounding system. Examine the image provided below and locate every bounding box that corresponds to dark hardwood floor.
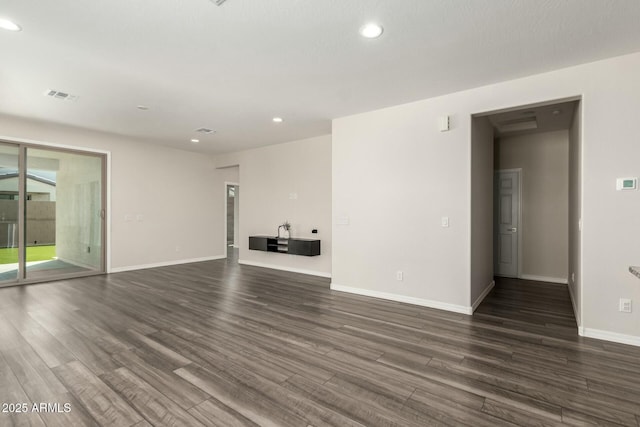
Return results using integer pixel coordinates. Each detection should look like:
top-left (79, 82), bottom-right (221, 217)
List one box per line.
top-left (1, 255), bottom-right (639, 426)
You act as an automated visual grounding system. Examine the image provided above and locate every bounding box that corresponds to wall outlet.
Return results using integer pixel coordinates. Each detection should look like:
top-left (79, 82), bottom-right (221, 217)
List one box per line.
top-left (619, 298), bottom-right (632, 313)
top-left (175, 245), bottom-right (181, 253)
top-left (396, 271), bottom-right (403, 281)
top-left (441, 216), bottom-right (450, 227)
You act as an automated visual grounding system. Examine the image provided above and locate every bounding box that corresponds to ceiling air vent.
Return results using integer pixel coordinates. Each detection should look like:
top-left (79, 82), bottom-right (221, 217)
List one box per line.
top-left (195, 127), bottom-right (216, 134)
top-left (44, 89), bottom-right (79, 101)
top-left (497, 118), bottom-right (538, 133)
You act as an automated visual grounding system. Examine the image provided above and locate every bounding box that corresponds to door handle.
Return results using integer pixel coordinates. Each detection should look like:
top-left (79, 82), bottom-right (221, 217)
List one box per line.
top-left (508, 227), bottom-right (517, 232)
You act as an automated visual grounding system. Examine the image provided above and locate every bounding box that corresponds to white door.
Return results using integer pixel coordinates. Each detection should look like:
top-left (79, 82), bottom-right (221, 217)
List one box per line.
top-left (495, 170), bottom-right (520, 277)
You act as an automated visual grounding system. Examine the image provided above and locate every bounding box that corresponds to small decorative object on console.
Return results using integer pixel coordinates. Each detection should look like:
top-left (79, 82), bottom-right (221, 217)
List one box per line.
top-left (277, 221), bottom-right (291, 239)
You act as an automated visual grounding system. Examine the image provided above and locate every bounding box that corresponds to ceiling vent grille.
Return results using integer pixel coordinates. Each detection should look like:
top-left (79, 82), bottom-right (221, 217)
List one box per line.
top-left (195, 127), bottom-right (216, 134)
top-left (497, 118), bottom-right (538, 133)
top-left (44, 89), bottom-right (79, 101)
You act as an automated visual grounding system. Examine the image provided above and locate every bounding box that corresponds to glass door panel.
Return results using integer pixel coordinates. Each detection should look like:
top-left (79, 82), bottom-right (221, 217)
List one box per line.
top-left (25, 148), bottom-right (104, 280)
top-left (0, 143), bottom-right (20, 283)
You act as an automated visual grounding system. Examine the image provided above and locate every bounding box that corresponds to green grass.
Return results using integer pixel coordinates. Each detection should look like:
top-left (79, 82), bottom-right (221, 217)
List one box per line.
top-left (0, 245), bottom-right (56, 264)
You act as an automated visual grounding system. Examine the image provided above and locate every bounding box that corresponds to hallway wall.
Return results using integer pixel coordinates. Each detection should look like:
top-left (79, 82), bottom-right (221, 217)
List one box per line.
top-left (496, 130), bottom-right (569, 282)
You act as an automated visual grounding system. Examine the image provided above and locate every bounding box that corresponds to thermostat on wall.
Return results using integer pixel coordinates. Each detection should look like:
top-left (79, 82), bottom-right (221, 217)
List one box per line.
top-left (616, 177), bottom-right (637, 191)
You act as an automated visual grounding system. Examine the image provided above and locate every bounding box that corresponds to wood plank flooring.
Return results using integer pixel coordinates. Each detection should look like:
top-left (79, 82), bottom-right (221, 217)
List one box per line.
top-left (1, 257), bottom-right (639, 426)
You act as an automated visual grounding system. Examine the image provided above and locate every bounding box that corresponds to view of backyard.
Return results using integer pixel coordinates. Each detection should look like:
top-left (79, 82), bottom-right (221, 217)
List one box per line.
top-left (0, 245), bottom-right (56, 264)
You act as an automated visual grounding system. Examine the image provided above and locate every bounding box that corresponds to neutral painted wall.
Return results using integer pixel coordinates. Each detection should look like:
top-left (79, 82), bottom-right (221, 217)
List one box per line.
top-left (215, 135), bottom-right (332, 277)
top-left (496, 130), bottom-right (569, 281)
top-left (470, 116), bottom-right (495, 307)
top-left (0, 115), bottom-right (224, 271)
top-left (333, 52), bottom-right (640, 342)
top-left (568, 102), bottom-right (582, 325)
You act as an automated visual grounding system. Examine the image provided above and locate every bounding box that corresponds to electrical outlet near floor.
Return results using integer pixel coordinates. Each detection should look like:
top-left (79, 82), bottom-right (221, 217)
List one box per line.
top-left (396, 271), bottom-right (403, 281)
top-left (619, 298), bottom-right (632, 313)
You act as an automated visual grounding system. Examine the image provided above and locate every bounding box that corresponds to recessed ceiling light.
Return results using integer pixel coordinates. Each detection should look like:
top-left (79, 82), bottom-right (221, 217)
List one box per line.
top-left (0, 18), bottom-right (21, 32)
top-left (360, 23), bottom-right (383, 39)
top-left (137, 105), bottom-right (150, 111)
top-left (191, 139), bottom-right (200, 143)
top-left (272, 117), bottom-right (284, 123)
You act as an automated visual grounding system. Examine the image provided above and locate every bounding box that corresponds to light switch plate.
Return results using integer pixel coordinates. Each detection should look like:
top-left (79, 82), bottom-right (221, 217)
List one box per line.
top-left (619, 298), bottom-right (632, 313)
top-left (441, 216), bottom-right (450, 227)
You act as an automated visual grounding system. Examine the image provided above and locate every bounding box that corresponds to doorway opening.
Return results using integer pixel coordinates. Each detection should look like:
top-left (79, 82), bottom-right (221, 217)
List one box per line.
top-left (225, 182), bottom-right (239, 259)
top-left (471, 97), bottom-right (582, 327)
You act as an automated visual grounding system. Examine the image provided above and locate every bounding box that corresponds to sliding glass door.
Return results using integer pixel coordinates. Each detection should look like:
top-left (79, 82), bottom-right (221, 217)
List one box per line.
top-left (0, 141), bottom-right (105, 286)
top-left (0, 143), bottom-right (20, 284)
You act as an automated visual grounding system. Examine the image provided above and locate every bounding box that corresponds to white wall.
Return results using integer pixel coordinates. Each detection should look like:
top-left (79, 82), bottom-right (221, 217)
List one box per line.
top-left (0, 115), bottom-right (225, 271)
top-left (568, 102), bottom-right (582, 325)
top-left (470, 116), bottom-right (495, 308)
top-left (333, 52), bottom-right (640, 343)
top-left (496, 130), bottom-right (569, 282)
top-left (215, 135), bottom-right (332, 277)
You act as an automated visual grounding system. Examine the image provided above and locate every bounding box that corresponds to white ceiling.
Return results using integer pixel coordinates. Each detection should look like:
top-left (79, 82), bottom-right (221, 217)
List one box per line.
top-left (1, 0), bottom-right (640, 154)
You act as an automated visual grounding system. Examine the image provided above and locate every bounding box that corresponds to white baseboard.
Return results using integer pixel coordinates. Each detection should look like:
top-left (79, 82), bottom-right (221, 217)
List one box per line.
top-left (110, 255), bottom-right (226, 273)
top-left (567, 282), bottom-right (581, 328)
top-left (520, 274), bottom-right (568, 284)
top-left (238, 259), bottom-right (331, 278)
top-left (471, 280), bottom-right (495, 312)
top-left (580, 327), bottom-right (640, 347)
top-left (330, 283), bottom-right (472, 315)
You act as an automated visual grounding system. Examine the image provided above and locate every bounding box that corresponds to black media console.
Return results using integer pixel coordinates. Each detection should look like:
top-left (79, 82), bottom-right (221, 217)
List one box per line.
top-left (248, 236), bottom-right (321, 256)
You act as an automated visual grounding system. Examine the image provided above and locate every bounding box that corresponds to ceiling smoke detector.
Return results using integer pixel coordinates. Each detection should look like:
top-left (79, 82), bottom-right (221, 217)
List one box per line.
top-left (44, 89), bottom-right (79, 101)
top-left (195, 127), bottom-right (216, 134)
